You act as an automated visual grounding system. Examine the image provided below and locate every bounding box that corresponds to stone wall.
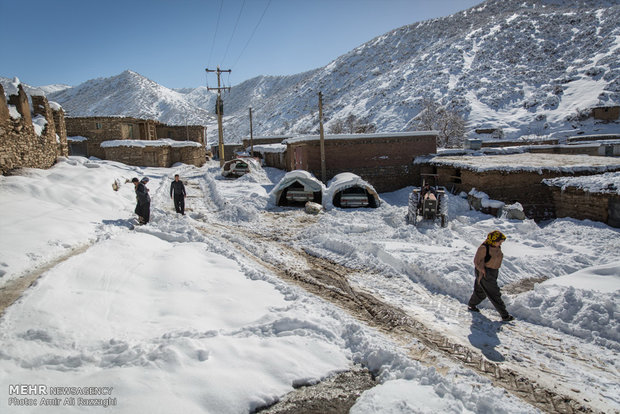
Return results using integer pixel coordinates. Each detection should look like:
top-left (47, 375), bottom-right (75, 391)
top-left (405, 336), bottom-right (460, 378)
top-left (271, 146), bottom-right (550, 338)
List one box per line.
top-left (102, 144), bottom-right (206, 167)
top-left (156, 125), bottom-right (205, 143)
top-left (548, 186), bottom-right (619, 227)
top-left (285, 133), bottom-right (437, 192)
top-left (0, 84), bottom-right (68, 175)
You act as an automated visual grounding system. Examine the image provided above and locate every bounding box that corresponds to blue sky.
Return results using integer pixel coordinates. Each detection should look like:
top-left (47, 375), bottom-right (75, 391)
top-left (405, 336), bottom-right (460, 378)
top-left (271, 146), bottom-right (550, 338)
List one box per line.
top-left (1, 0), bottom-right (481, 89)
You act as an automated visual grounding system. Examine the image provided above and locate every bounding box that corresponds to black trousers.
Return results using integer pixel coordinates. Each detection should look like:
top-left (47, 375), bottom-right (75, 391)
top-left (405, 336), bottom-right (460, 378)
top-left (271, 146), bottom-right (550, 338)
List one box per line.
top-left (135, 202), bottom-right (150, 224)
top-left (468, 267), bottom-right (509, 318)
top-left (173, 194), bottom-right (185, 214)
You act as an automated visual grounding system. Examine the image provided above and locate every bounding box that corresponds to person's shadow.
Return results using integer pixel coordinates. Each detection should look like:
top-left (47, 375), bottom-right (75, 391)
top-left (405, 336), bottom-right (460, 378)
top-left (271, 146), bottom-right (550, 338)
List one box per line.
top-left (467, 312), bottom-right (505, 362)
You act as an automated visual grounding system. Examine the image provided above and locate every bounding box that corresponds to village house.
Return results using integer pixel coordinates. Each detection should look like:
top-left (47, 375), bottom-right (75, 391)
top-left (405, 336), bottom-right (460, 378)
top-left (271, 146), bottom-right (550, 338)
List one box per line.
top-left (416, 152), bottom-right (620, 221)
top-left (544, 172), bottom-right (620, 228)
top-left (267, 131), bottom-right (438, 192)
top-left (65, 116), bottom-right (206, 167)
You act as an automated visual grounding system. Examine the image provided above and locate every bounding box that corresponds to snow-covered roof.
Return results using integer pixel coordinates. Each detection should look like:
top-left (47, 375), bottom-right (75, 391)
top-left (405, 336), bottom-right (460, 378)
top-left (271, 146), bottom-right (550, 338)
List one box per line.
top-left (100, 139), bottom-right (202, 148)
top-left (268, 170), bottom-right (325, 206)
top-left (250, 143), bottom-right (287, 154)
top-left (284, 131), bottom-right (438, 145)
top-left (422, 153), bottom-right (620, 173)
top-left (325, 172), bottom-right (381, 209)
top-left (543, 171), bottom-right (620, 195)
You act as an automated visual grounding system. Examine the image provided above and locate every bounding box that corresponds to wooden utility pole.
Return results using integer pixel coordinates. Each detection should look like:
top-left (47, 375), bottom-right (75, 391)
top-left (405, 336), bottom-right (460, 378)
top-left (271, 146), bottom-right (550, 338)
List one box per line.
top-left (318, 91), bottom-right (326, 183)
top-left (206, 66), bottom-right (231, 166)
top-left (249, 107), bottom-right (254, 157)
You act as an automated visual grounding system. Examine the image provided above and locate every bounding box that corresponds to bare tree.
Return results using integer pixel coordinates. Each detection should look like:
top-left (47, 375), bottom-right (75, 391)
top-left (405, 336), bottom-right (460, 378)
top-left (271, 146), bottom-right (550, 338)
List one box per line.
top-left (328, 119), bottom-right (346, 134)
top-left (328, 114), bottom-right (376, 134)
top-left (414, 98), bottom-right (466, 148)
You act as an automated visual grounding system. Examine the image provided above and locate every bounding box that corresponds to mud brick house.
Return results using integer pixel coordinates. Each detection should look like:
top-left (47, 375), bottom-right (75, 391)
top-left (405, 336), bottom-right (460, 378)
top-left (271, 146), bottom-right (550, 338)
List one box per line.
top-left (416, 153), bottom-right (620, 220)
top-left (101, 139), bottom-right (205, 167)
top-left (0, 84), bottom-right (68, 175)
top-left (544, 172), bottom-right (620, 228)
top-left (283, 132), bottom-right (438, 192)
top-left (65, 116), bottom-right (206, 167)
top-left (251, 143), bottom-right (287, 170)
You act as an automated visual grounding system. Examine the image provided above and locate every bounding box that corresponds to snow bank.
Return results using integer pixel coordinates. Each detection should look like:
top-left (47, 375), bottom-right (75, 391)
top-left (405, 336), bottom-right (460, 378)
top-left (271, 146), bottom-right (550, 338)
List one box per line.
top-left (101, 139), bottom-right (202, 148)
top-left (425, 153), bottom-right (620, 173)
top-left (544, 171), bottom-right (620, 195)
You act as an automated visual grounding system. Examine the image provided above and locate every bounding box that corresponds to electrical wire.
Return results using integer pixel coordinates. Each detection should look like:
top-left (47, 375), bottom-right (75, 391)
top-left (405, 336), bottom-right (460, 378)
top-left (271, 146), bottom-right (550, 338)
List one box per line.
top-left (221, 0), bottom-right (247, 65)
top-left (207, 0), bottom-right (224, 71)
top-left (230, 0), bottom-right (272, 71)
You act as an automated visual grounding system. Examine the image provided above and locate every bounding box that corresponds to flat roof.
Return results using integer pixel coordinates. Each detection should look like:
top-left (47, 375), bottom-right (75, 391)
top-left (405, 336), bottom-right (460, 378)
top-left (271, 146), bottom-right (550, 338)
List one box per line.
top-left (421, 153), bottom-right (620, 173)
top-left (284, 131), bottom-right (438, 144)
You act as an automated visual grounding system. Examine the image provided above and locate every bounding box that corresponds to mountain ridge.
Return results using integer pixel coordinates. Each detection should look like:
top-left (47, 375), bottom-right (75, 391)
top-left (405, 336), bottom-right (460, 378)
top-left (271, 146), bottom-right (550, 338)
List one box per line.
top-left (3, 0), bottom-right (619, 144)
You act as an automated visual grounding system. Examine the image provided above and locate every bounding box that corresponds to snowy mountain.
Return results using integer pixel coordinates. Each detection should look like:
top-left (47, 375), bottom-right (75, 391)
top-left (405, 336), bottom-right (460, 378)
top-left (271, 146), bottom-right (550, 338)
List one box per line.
top-left (3, 0), bottom-right (619, 143)
top-left (45, 70), bottom-right (216, 125)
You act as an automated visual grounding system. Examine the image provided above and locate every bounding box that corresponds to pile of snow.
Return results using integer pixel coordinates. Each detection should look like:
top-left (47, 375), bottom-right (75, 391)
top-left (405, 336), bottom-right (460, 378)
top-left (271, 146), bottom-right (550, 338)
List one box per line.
top-left (425, 152), bottom-right (620, 173)
top-left (1, 158), bottom-right (619, 412)
top-left (101, 138), bottom-right (202, 148)
top-left (544, 171), bottom-right (620, 195)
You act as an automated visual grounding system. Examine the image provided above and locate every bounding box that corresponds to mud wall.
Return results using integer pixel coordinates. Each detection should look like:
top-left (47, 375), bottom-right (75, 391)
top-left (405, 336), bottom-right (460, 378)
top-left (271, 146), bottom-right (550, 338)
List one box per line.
top-left (285, 134), bottom-right (437, 192)
top-left (0, 84), bottom-right (68, 175)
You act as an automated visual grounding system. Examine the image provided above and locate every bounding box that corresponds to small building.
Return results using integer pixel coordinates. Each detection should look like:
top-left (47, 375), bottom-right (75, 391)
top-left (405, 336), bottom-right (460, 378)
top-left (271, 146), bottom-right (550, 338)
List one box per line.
top-left (544, 172), bottom-right (620, 228)
top-left (65, 116), bottom-right (205, 160)
top-left (251, 143), bottom-right (287, 170)
top-left (592, 106), bottom-right (620, 121)
top-left (101, 139), bottom-right (205, 167)
top-left (325, 173), bottom-right (381, 209)
top-left (417, 153), bottom-right (620, 220)
top-left (211, 143), bottom-right (245, 162)
top-left (284, 131), bottom-right (437, 192)
top-left (269, 170), bottom-right (325, 207)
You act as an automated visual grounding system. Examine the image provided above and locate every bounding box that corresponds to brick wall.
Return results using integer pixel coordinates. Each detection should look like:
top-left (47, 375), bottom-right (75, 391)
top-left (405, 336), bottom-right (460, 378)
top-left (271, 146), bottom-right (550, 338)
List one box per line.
top-left (549, 187), bottom-right (613, 224)
top-left (285, 133), bottom-right (437, 192)
top-left (0, 84), bottom-right (68, 175)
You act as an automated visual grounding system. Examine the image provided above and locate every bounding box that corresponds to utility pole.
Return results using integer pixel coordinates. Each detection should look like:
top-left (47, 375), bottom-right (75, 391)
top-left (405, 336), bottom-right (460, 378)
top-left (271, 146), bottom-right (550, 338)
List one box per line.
top-left (205, 66), bottom-right (231, 166)
top-left (318, 91), bottom-right (326, 183)
top-left (249, 107), bottom-right (254, 157)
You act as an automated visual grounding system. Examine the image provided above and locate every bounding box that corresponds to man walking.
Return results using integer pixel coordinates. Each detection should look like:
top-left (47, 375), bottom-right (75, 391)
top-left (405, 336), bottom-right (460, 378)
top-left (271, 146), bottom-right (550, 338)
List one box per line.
top-left (132, 177), bottom-right (151, 224)
top-left (467, 230), bottom-right (514, 321)
top-left (170, 174), bottom-right (186, 215)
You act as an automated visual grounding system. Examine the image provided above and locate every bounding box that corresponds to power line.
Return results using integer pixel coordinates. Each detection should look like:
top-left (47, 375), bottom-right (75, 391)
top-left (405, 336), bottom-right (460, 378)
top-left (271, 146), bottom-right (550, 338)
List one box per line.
top-left (231, 0), bottom-right (272, 71)
top-left (207, 0), bottom-right (224, 69)
top-left (221, 0), bottom-right (246, 65)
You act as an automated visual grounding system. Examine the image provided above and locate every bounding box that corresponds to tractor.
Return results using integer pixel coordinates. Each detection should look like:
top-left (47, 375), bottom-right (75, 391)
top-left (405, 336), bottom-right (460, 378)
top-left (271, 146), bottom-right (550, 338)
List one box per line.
top-left (406, 174), bottom-right (448, 227)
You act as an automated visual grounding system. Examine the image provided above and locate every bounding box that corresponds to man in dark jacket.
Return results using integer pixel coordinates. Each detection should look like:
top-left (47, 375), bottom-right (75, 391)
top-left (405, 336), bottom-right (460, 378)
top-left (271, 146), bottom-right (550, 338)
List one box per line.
top-left (170, 174), bottom-right (186, 215)
top-left (132, 177), bottom-right (151, 224)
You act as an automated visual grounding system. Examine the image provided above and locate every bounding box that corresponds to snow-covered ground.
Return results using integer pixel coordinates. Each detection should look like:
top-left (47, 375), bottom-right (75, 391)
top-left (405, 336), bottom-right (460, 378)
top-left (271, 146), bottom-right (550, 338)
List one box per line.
top-left (0, 157), bottom-right (618, 413)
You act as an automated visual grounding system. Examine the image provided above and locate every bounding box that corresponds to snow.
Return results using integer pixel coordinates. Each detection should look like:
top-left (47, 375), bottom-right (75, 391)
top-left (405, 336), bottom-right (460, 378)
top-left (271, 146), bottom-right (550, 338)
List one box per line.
top-left (67, 135), bottom-right (88, 142)
top-left (100, 138), bottom-right (202, 148)
top-left (544, 171), bottom-right (620, 195)
top-left (1, 158), bottom-right (619, 413)
top-left (424, 152), bottom-right (620, 173)
top-left (32, 114), bottom-right (47, 136)
top-left (251, 143), bottom-right (286, 154)
top-left (283, 131), bottom-right (438, 145)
